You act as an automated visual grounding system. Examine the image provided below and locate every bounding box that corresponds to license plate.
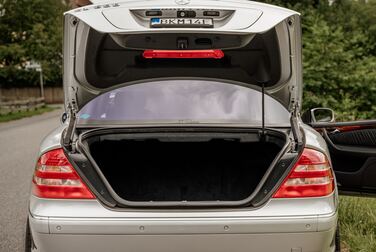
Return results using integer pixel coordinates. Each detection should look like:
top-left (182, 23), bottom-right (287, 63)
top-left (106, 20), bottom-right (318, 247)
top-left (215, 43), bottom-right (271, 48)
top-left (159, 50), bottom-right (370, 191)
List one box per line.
top-left (150, 18), bottom-right (213, 28)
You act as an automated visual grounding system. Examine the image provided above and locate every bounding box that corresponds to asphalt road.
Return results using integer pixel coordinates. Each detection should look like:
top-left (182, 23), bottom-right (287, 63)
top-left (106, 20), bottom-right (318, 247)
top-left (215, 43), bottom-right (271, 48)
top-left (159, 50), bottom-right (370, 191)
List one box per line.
top-left (0, 109), bottom-right (62, 252)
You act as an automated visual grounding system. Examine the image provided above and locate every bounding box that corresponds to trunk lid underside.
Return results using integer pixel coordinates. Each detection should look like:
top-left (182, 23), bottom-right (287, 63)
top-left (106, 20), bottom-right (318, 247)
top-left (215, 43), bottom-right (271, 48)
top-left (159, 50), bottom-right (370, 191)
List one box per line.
top-left (64, 0), bottom-right (302, 111)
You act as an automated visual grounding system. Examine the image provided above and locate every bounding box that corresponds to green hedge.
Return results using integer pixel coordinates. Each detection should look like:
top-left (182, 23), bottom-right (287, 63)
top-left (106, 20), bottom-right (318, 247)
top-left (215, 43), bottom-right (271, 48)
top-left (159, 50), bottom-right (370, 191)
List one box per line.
top-left (261, 0), bottom-right (376, 120)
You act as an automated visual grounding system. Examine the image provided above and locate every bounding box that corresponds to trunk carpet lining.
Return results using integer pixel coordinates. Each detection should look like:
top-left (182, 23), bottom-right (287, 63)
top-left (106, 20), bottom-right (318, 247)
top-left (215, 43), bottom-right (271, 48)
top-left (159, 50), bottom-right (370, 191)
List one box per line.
top-left (89, 139), bottom-right (281, 202)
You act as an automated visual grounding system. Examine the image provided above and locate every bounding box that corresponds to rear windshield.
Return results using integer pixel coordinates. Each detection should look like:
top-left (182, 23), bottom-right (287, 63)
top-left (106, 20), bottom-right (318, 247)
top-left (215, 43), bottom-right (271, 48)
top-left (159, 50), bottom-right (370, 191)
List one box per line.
top-left (78, 80), bottom-right (290, 126)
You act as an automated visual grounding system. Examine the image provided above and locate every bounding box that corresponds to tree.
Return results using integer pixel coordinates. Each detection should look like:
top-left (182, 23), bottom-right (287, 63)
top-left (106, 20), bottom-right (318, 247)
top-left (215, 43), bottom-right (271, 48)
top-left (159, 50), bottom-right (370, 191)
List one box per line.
top-left (301, 8), bottom-right (376, 120)
top-left (0, 0), bottom-right (67, 87)
top-left (259, 0), bottom-right (376, 120)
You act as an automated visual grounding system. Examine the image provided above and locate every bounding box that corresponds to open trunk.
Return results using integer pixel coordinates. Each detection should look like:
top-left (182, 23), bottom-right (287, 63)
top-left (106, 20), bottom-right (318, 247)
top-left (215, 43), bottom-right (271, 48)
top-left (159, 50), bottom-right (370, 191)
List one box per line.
top-left (82, 131), bottom-right (287, 204)
top-left (63, 1), bottom-right (303, 206)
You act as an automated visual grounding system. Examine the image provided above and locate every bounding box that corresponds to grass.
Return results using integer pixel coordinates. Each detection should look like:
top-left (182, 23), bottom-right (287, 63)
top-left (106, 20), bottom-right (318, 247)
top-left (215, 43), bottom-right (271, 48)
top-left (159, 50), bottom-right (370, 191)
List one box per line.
top-left (339, 196), bottom-right (376, 251)
top-left (0, 106), bottom-right (56, 123)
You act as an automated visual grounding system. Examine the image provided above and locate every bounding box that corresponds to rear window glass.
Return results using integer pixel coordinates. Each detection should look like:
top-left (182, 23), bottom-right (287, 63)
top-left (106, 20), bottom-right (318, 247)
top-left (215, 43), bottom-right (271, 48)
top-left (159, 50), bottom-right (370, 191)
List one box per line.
top-left (78, 80), bottom-right (290, 126)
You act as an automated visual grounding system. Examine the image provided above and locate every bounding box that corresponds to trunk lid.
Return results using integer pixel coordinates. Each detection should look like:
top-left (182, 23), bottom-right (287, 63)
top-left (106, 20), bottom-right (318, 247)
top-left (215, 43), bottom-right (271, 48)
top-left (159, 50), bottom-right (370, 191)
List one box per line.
top-left (63, 0), bottom-right (302, 112)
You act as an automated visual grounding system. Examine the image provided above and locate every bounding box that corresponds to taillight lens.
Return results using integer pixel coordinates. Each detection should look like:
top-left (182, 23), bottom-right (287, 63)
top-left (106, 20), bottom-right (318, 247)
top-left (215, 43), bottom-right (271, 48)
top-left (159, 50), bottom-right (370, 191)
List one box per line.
top-left (142, 49), bottom-right (225, 59)
top-left (273, 148), bottom-right (334, 198)
top-left (32, 148), bottom-right (95, 199)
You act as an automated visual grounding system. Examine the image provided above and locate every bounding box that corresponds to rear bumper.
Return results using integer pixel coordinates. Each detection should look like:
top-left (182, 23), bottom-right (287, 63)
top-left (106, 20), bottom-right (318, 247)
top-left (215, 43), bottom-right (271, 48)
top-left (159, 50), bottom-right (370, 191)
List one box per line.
top-left (31, 225), bottom-right (336, 252)
top-left (29, 195), bottom-right (338, 252)
top-left (29, 212), bottom-right (337, 252)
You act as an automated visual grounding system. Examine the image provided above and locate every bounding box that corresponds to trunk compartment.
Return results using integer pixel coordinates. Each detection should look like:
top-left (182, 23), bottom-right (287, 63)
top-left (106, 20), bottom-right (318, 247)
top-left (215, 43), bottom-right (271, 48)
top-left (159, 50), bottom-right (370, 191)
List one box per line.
top-left (80, 130), bottom-right (288, 205)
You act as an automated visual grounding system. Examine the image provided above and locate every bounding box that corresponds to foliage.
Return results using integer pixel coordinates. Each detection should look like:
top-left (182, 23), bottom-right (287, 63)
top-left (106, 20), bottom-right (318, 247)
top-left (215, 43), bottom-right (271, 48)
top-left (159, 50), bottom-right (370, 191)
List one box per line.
top-left (260, 0), bottom-right (376, 120)
top-left (0, 0), bottom-right (67, 87)
top-left (301, 7), bottom-right (376, 120)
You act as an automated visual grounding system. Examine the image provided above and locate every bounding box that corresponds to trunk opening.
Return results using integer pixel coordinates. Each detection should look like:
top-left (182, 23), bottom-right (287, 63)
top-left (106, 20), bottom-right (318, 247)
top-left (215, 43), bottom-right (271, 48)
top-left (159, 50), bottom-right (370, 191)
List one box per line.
top-left (81, 130), bottom-right (287, 205)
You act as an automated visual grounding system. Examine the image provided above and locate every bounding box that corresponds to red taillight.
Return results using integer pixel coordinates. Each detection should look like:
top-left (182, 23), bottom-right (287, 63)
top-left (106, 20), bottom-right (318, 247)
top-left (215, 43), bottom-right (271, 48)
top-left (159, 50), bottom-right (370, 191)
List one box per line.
top-left (273, 148), bottom-right (334, 198)
top-left (32, 148), bottom-right (95, 199)
top-left (142, 49), bottom-right (225, 59)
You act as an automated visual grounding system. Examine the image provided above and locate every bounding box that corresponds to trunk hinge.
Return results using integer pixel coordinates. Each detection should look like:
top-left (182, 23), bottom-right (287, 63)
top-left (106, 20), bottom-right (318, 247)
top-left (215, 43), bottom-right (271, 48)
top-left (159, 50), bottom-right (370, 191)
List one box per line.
top-left (63, 91), bottom-right (78, 150)
top-left (290, 102), bottom-right (303, 151)
top-left (260, 82), bottom-right (266, 141)
top-left (255, 57), bottom-right (269, 142)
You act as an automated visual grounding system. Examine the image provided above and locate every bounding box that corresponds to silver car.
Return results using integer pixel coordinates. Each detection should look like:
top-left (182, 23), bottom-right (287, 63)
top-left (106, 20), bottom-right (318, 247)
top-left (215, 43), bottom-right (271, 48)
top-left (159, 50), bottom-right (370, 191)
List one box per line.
top-left (26, 0), bottom-right (376, 251)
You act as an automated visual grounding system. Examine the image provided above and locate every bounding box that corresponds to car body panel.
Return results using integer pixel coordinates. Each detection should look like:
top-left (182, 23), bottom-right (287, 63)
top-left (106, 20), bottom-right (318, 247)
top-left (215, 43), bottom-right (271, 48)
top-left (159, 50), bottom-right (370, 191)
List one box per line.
top-left (30, 229), bottom-right (336, 252)
top-left (45, 215), bottom-right (323, 235)
top-left (301, 123), bottom-right (330, 154)
top-left (39, 125), bottom-right (66, 155)
top-left (29, 194), bottom-right (337, 251)
top-left (29, 194), bottom-right (337, 220)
